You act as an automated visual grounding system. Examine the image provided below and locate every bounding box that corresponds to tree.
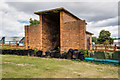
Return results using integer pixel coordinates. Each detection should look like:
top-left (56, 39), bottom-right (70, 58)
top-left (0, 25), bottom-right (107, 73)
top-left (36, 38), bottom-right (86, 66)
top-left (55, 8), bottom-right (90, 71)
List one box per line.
top-left (97, 30), bottom-right (111, 44)
top-left (103, 40), bottom-right (109, 45)
top-left (109, 37), bottom-right (114, 45)
top-left (92, 37), bottom-right (97, 44)
top-left (29, 18), bottom-right (40, 26)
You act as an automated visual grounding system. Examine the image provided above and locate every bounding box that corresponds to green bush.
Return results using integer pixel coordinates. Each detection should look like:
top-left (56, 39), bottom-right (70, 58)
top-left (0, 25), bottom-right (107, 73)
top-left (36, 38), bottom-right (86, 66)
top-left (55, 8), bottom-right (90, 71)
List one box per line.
top-left (34, 48), bottom-right (39, 55)
top-left (84, 53), bottom-right (89, 57)
top-left (29, 18), bottom-right (40, 26)
top-left (58, 46), bottom-right (60, 51)
top-left (79, 49), bottom-right (89, 57)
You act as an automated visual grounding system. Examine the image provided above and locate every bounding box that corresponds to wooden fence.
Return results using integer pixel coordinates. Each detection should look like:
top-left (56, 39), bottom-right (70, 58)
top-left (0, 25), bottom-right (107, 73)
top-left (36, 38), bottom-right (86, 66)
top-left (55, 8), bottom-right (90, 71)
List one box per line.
top-left (92, 45), bottom-right (120, 52)
top-left (1, 41), bottom-right (120, 52)
top-left (1, 41), bottom-right (25, 47)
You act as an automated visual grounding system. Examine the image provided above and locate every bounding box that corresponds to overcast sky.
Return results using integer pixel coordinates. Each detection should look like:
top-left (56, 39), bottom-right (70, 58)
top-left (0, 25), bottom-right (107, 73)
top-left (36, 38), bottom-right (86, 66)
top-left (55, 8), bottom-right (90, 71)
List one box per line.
top-left (0, 0), bottom-right (119, 38)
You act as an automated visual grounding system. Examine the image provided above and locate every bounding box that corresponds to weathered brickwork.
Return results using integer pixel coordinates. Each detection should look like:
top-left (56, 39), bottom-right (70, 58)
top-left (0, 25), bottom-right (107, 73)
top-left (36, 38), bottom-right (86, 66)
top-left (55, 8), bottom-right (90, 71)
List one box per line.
top-left (61, 20), bottom-right (86, 52)
top-left (25, 8), bottom-right (93, 53)
top-left (61, 21), bottom-right (80, 52)
top-left (42, 13), bottom-right (60, 52)
top-left (79, 20), bottom-right (86, 49)
top-left (62, 11), bottom-right (78, 23)
top-left (60, 11), bottom-right (86, 52)
top-left (25, 25), bottom-right (41, 50)
top-left (86, 33), bottom-right (92, 50)
top-left (25, 25), bottom-right (28, 49)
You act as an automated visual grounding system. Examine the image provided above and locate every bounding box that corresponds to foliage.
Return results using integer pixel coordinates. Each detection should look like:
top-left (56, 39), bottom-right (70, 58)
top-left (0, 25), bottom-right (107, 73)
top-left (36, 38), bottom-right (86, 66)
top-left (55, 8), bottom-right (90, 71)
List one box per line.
top-left (92, 37), bottom-right (97, 44)
top-left (84, 53), bottom-right (89, 57)
top-left (48, 56), bottom-right (53, 58)
top-left (79, 49), bottom-right (89, 57)
top-left (29, 18), bottom-right (40, 26)
top-left (103, 40), bottom-right (109, 45)
top-left (58, 46), bottom-right (60, 51)
top-left (34, 48), bottom-right (39, 54)
top-left (97, 30), bottom-right (113, 44)
top-left (71, 59), bottom-right (81, 62)
top-left (109, 37), bottom-right (114, 45)
top-left (79, 49), bottom-right (87, 54)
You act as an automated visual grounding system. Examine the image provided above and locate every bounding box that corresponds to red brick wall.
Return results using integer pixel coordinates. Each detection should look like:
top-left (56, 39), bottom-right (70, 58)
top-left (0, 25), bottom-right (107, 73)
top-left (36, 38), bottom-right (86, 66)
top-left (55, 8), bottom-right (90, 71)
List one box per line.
top-left (25, 24), bottom-right (41, 50)
top-left (25, 25), bottom-right (29, 49)
top-left (79, 20), bottom-right (86, 49)
top-left (25, 13), bottom-right (60, 53)
top-left (86, 33), bottom-right (92, 50)
top-left (25, 10), bottom-right (87, 53)
top-left (61, 21), bottom-right (80, 52)
top-left (60, 11), bottom-right (86, 53)
top-left (60, 20), bottom-right (86, 52)
top-left (62, 11), bottom-right (78, 23)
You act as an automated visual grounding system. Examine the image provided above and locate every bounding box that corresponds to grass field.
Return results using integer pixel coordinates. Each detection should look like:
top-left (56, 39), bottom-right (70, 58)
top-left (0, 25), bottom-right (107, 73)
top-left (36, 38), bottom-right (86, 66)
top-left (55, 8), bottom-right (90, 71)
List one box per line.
top-left (0, 45), bottom-right (25, 49)
top-left (1, 55), bottom-right (119, 78)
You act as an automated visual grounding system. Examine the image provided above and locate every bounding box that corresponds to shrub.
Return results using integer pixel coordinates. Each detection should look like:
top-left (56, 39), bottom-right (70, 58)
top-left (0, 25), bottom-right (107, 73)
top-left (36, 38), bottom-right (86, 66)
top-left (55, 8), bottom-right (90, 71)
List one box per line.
top-left (58, 46), bottom-right (60, 51)
top-left (34, 48), bottom-right (39, 55)
top-left (79, 48), bottom-right (89, 57)
top-left (29, 18), bottom-right (40, 26)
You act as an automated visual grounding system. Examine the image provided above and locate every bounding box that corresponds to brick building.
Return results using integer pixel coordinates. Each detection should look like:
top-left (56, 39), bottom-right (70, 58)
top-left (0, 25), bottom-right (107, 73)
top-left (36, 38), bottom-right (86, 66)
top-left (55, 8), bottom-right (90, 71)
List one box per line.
top-left (25, 8), bottom-right (93, 53)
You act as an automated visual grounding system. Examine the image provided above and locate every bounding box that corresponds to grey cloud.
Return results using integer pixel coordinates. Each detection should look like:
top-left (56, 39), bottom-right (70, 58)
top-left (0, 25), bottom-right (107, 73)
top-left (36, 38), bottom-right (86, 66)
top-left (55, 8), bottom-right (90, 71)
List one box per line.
top-left (2, 2), bottom-right (118, 37)
top-left (87, 17), bottom-right (118, 28)
top-left (6, 2), bottom-right (118, 22)
top-left (118, 1), bottom-right (120, 16)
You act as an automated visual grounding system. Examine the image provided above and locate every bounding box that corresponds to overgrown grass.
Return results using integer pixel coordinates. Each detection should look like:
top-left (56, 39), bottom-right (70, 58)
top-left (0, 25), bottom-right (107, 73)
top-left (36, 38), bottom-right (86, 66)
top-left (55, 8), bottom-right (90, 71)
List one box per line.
top-left (71, 59), bottom-right (81, 62)
top-left (1, 55), bottom-right (119, 78)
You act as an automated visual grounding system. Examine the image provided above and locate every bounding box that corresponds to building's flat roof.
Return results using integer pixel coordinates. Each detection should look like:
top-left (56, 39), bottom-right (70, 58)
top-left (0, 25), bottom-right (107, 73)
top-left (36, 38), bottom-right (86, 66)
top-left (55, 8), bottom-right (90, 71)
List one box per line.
top-left (86, 31), bottom-right (94, 35)
top-left (34, 7), bottom-right (80, 20)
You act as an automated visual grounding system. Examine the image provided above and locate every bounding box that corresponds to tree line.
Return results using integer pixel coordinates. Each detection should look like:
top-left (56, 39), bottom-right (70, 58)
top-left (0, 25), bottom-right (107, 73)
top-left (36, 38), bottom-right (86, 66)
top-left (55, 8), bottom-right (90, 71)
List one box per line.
top-left (92, 30), bottom-right (115, 45)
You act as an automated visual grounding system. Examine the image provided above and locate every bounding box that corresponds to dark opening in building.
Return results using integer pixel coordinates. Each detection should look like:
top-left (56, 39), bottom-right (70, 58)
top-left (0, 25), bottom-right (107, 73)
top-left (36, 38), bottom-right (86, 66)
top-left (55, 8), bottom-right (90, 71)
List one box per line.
top-left (42, 12), bottom-right (60, 51)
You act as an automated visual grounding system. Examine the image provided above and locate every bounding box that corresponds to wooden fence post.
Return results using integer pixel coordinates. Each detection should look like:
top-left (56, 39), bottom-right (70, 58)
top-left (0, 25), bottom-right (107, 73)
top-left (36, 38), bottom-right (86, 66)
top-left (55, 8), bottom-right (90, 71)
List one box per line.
top-left (95, 46), bottom-right (97, 50)
top-left (23, 40), bottom-right (25, 47)
top-left (114, 46), bottom-right (117, 51)
top-left (16, 41), bottom-right (18, 47)
top-left (2, 41), bottom-right (4, 47)
top-left (105, 46), bottom-right (107, 51)
top-left (9, 41), bottom-right (11, 47)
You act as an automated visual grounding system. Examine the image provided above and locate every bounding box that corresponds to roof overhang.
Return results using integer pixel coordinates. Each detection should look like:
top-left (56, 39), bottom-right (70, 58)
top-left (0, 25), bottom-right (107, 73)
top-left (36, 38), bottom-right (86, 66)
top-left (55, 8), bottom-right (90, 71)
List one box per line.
top-left (86, 31), bottom-right (94, 35)
top-left (34, 7), bottom-right (80, 20)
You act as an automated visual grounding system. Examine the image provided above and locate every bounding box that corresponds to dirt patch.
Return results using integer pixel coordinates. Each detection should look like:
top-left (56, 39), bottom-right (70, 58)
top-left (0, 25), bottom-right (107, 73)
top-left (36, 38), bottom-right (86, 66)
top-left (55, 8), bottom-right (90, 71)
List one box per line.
top-left (4, 62), bottom-right (14, 64)
top-left (3, 62), bottom-right (34, 67)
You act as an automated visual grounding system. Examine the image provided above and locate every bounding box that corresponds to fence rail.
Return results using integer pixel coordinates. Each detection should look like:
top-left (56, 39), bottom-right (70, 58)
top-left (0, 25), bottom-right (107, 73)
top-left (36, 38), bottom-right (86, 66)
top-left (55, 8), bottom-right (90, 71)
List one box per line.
top-left (1, 41), bottom-right (120, 52)
top-left (1, 41), bottom-right (25, 47)
top-left (91, 45), bottom-right (120, 52)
